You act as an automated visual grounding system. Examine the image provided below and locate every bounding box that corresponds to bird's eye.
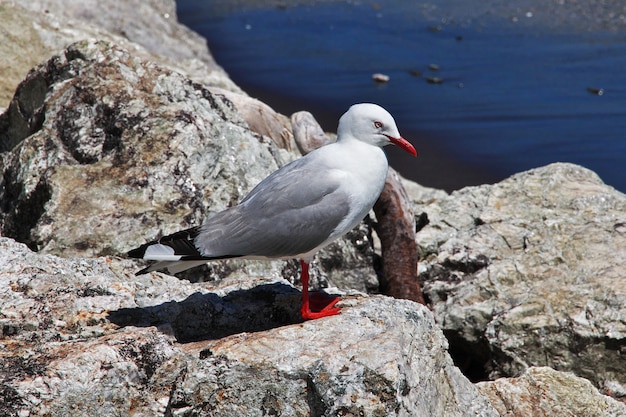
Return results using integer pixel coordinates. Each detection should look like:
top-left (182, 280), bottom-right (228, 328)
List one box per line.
top-left (374, 121), bottom-right (383, 129)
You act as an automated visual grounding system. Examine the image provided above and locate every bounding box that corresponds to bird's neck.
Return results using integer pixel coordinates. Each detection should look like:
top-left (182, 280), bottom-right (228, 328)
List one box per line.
top-left (334, 137), bottom-right (389, 192)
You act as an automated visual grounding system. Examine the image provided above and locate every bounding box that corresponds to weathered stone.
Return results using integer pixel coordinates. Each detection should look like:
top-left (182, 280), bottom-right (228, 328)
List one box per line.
top-left (0, 39), bottom-right (292, 261)
top-left (212, 86), bottom-right (296, 151)
top-left (0, 37), bottom-right (380, 291)
top-left (0, 0), bottom-right (240, 111)
top-left (416, 162), bottom-right (626, 396)
top-left (477, 367), bottom-right (626, 417)
top-left (0, 4), bottom-right (49, 111)
top-left (24, 0), bottom-right (215, 68)
top-left (291, 110), bottom-right (335, 154)
top-left (0, 237), bottom-right (499, 417)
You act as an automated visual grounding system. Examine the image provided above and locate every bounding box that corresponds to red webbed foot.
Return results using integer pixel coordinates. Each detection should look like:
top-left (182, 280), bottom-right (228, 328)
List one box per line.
top-left (301, 294), bottom-right (341, 320)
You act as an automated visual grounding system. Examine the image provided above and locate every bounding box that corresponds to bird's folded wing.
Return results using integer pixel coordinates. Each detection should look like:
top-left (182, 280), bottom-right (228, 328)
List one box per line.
top-left (195, 164), bottom-right (352, 258)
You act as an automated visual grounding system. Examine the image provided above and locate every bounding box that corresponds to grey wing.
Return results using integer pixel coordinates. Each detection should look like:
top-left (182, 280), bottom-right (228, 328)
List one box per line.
top-left (194, 162), bottom-right (351, 258)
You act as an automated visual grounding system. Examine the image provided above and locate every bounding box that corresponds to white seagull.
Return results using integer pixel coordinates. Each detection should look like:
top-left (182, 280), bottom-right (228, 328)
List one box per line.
top-left (128, 103), bottom-right (417, 320)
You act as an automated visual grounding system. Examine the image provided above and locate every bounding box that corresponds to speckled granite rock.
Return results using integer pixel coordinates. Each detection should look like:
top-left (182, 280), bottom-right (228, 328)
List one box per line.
top-left (0, 37), bottom-right (379, 290)
top-left (477, 367), bottom-right (626, 417)
top-left (0, 0), bottom-right (240, 111)
top-left (0, 237), bottom-right (499, 417)
top-left (416, 162), bottom-right (626, 397)
top-left (0, 39), bottom-right (292, 259)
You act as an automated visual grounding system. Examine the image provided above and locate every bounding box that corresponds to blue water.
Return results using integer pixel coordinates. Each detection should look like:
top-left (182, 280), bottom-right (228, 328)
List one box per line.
top-left (176, 1), bottom-right (626, 192)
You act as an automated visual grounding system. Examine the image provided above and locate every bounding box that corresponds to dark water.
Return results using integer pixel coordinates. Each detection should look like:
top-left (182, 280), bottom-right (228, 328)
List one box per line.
top-left (176, 1), bottom-right (626, 192)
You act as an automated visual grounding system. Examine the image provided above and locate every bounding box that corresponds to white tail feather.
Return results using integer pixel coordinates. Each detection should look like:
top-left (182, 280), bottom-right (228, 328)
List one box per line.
top-left (143, 244), bottom-right (182, 261)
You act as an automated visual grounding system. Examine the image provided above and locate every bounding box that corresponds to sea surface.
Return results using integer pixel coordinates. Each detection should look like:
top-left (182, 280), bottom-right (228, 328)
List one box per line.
top-left (176, 0), bottom-right (626, 192)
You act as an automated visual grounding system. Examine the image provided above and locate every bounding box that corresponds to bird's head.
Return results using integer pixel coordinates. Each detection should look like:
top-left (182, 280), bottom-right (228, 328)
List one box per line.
top-left (337, 103), bottom-right (417, 156)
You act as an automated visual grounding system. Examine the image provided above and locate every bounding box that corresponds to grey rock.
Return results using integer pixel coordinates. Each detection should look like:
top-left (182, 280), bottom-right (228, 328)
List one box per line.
top-left (24, 0), bottom-right (215, 67)
top-left (0, 237), bottom-right (499, 417)
top-left (213, 87), bottom-right (296, 152)
top-left (0, 37), bottom-right (378, 291)
top-left (0, 0), bottom-right (240, 110)
top-left (416, 162), bottom-right (626, 395)
top-left (0, 39), bottom-right (291, 261)
top-left (0, 4), bottom-right (49, 110)
top-left (477, 367), bottom-right (626, 417)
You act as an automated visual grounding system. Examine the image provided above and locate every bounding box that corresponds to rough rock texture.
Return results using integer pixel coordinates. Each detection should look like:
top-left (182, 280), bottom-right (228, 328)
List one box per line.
top-left (0, 38), bottom-right (380, 292)
top-left (3, 0), bottom-right (625, 413)
top-left (477, 367), bottom-right (626, 417)
top-left (0, 39), bottom-right (292, 257)
top-left (291, 110), bottom-right (334, 155)
top-left (0, 2), bottom-right (50, 110)
top-left (416, 162), bottom-right (626, 396)
top-left (0, 0), bottom-right (240, 111)
top-left (215, 87), bottom-right (295, 152)
top-left (0, 237), bottom-right (499, 417)
top-left (24, 0), bottom-right (216, 67)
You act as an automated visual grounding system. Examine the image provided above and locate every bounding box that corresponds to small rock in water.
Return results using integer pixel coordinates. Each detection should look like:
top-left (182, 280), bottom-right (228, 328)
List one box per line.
top-left (587, 86), bottom-right (604, 96)
top-left (426, 76), bottom-right (443, 84)
top-left (372, 73), bottom-right (390, 83)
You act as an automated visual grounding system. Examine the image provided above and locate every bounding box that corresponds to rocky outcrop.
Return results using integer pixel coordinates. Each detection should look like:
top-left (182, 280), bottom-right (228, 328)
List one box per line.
top-left (2, 0), bottom-right (626, 415)
top-left (416, 162), bottom-right (626, 397)
top-left (477, 367), bottom-right (626, 417)
top-left (0, 1), bottom-right (240, 111)
top-left (0, 39), bottom-right (290, 256)
top-left (0, 237), bottom-right (499, 416)
top-left (0, 38), bottom-right (379, 290)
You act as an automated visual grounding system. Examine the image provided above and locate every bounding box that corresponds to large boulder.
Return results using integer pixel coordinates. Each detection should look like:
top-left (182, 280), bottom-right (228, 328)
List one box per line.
top-left (0, 39), bottom-right (292, 258)
top-left (0, 237), bottom-right (499, 417)
top-left (0, 38), bottom-right (378, 290)
top-left (417, 162), bottom-right (626, 397)
top-left (0, 0), bottom-right (240, 110)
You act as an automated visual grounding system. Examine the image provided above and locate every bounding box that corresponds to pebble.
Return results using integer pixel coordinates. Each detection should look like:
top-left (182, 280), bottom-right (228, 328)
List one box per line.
top-left (587, 87), bottom-right (604, 96)
top-left (426, 77), bottom-right (443, 84)
top-left (372, 73), bottom-right (390, 83)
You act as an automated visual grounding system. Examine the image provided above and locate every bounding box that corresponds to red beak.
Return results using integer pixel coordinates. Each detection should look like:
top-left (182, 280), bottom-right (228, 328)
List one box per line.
top-left (387, 135), bottom-right (418, 157)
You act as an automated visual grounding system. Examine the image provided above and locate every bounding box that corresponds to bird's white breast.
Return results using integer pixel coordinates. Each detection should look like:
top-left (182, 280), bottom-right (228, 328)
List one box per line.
top-left (316, 138), bottom-right (389, 239)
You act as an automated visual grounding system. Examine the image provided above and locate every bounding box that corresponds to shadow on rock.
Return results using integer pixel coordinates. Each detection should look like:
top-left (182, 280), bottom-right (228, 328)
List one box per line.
top-left (107, 282), bottom-right (304, 342)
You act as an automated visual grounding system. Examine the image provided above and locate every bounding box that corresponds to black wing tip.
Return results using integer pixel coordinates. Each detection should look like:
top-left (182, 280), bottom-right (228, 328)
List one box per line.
top-left (126, 226), bottom-right (202, 259)
top-left (135, 266), bottom-right (151, 276)
top-left (127, 246), bottom-right (147, 259)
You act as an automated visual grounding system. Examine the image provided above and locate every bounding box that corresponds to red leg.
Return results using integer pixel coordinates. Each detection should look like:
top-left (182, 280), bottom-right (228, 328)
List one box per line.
top-left (300, 260), bottom-right (341, 320)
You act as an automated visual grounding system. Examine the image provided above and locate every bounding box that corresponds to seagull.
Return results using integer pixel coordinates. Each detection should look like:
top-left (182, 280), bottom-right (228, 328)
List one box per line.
top-left (127, 103), bottom-right (417, 320)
